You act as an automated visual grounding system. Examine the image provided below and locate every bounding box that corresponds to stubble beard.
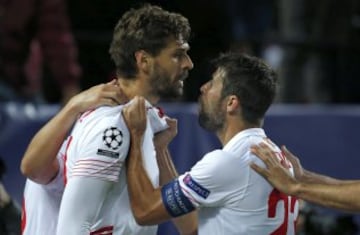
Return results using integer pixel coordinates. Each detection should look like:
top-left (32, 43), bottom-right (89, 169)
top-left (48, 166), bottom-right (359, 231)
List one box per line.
top-left (198, 99), bottom-right (225, 132)
top-left (149, 64), bottom-right (183, 100)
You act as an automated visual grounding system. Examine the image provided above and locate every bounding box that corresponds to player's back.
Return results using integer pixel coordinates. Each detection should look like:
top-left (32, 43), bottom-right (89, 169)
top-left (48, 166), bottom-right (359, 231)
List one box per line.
top-left (22, 156), bottom-right (65, 235)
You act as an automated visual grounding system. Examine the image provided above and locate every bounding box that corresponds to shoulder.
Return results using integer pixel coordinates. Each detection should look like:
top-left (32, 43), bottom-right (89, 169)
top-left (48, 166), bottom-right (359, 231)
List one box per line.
top-left (190, 150), bottom-right (237, 176)
top-left (78, 105), bottom-right (125, 123)
top-left (73, 105), bottom-right (128, 133)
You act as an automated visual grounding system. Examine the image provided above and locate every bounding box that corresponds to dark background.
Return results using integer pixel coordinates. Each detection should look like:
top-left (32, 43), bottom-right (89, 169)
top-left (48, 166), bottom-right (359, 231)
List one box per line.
top-left (66, 0), bottom-right (360, 104)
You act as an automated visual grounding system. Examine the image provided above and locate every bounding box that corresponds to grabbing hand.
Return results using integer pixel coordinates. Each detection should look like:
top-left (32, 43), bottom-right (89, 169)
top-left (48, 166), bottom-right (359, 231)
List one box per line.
top-left (281, 146), bottom-right (304, 180)
top-left (250, 143), bottom-right (298, 195)
top-left (154, 118), bottom-right (178, 149)
top-left (122, 96), bottom-right (147, 136)
top-left (68, 79), bottom-right (128, 113)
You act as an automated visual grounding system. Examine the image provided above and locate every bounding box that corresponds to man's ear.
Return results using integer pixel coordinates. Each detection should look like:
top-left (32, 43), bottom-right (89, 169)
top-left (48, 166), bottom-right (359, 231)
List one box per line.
top-left (226, 95), bottom-right (240, 113)
top-left (135, 50), bottom-right (152, 74)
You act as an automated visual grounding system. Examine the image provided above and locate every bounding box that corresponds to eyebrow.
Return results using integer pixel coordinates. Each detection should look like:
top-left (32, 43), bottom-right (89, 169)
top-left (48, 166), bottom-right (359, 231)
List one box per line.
top-left (176, 41), bottom-right (190, 51)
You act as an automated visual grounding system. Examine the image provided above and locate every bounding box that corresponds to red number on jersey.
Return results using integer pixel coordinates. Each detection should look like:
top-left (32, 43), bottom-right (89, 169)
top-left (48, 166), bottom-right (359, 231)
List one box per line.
top-left (268, 189), bottom-right (297, 235)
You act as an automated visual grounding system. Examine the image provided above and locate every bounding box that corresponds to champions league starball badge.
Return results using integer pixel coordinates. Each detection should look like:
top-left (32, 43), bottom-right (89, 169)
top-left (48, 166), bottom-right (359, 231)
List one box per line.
top-left (102, 127), bottom-right (123, 150)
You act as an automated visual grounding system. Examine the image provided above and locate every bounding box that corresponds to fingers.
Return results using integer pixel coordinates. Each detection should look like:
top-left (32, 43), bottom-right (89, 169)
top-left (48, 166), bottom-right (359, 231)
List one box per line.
top-left (100, 82), bottom-right (127, 105)
top-left (281, 145), bottom-right (297, 162)
top-left (99, 97), bottom-right (119, 107)
top-left (251, 143), bottom-right (286, 169)
top-left (250, 143), bottom-right (274, 162)
top-left (250, 162), bottom-right (268, 178)
top-left (165, 118), bottom-right (177, 128)
top-left (122, 96), bottom-right (147, 132)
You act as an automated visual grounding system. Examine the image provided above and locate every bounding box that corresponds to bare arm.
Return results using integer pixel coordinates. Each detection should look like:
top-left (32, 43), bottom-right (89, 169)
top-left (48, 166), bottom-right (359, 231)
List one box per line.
top-left (250, 143), bottom-right (360, 212)
top-left (154, 119), bottom-right (198, 235)
top-left (123, 97), bottom-right (197, 234)
top-left (279, 146), bottom-right (348, 184)
top-left (20, 81), bottom-right (124, 184)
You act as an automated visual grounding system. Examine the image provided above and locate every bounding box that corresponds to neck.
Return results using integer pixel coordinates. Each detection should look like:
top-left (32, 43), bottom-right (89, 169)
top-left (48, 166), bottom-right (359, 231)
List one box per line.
top-left (216, 118), bottom-right (261, 146)
top-left (117, 77), bottom-right (160, 105)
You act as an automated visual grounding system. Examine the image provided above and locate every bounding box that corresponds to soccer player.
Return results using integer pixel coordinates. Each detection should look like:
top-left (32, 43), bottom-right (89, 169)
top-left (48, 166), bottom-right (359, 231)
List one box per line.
top-left (56, 4), bottom-right (197, 235)
top-left (123, 52), bottom-right (299, 234)
top-left (21, 80), bottom-right (124, 235)
top-left (250, 143), bottom-right (360, 212)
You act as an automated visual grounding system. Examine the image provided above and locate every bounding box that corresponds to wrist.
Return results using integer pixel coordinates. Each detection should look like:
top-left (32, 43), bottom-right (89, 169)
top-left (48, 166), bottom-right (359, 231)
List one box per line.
top-left (289, 181), bottom-right (302, 197)
top-left (154, 143), bottom-right (168, 150)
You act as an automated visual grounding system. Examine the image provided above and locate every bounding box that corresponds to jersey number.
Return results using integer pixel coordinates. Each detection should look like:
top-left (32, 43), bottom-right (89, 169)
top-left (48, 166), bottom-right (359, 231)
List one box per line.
top-left (268, 189), bottom-right (297, 235)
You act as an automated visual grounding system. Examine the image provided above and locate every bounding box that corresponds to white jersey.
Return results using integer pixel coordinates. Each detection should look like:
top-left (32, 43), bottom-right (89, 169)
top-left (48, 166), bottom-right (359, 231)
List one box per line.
top-left (178, 128), bottom-right (299, 235)
top-left (21, 143), bottom-right (67, 235)
top-left (57, 101), bottom-right (168, 235)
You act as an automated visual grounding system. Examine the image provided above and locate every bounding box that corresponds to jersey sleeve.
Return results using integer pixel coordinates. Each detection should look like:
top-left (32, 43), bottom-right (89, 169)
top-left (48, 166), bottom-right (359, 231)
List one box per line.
top-left (42, 156), bottom-right (65, 197)
top-left (42, 138), bottom-right (69, 196)
top-left (178, 150), bottom-right (250, 208)
top-left (68, 107), bottom-right (130, 182)
top-left (56, 177), bottom-right (113, 234)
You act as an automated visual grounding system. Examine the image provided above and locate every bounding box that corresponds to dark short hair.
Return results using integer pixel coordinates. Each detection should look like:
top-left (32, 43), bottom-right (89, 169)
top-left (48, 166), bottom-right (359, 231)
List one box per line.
top-left (109, 4), bottom-right (191, 78)
top-left (211, 52), bottom-right (277, 124)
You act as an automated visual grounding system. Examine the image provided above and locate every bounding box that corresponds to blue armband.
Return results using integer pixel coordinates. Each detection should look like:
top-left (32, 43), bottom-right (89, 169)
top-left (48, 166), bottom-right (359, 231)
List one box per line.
top-left (161, 179), bottom-right (195, 217)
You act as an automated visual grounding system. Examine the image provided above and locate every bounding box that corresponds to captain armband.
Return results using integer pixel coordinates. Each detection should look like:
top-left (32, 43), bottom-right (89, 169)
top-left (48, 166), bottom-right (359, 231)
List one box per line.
top-left (161, 179), bottom-right (195, 217)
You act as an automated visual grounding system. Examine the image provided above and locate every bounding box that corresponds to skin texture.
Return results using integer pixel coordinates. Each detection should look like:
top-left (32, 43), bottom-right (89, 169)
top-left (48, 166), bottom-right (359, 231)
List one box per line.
top-left (250, 143), bottom-right (360, 212)
top-left (20, 80), bottom-right (125, 184)
top-left (123, 96), bottom-right (198, 235)
top-left (56, 37), bottom-right (196, 235)
top-left (123, 59), bottom-right (259, 233)
top-left (119, 38), bottom-right (193, 105)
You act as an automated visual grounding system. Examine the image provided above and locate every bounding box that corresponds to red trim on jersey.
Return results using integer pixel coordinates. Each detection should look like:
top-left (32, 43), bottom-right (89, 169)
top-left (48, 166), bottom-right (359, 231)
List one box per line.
top-left (63, 136), bottom-right (73, 186)
top-left (79, 109), bottom-right (95, 122)
top-left (21, 197), bottom-right (26, 234)
top-left (156, 106), bottom-right (165, 118)
top-left (90, 225), bottom-right (114, 235)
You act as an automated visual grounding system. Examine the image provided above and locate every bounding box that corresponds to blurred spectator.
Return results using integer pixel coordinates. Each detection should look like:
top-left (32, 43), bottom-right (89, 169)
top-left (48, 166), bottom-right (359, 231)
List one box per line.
top-left (0, 0), bottom-right (82, 104)
top-left (0, 157), bottom-right (21, 235)
top-left (225, 0), bottom-right (277, 56)
top-left (296, 202), bottom-right (358, 235)
top-left (277, 0), bottom-right (360, 103)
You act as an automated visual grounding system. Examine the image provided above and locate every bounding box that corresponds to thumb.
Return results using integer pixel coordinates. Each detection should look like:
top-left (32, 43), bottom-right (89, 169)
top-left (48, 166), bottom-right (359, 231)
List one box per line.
top-left (166, 118), bottom-right (177, 127)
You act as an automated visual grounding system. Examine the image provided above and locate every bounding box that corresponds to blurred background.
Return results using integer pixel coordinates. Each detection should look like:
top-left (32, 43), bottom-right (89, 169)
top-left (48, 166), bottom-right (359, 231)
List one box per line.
top-left (1, 0), bottom-right (360, 234)
top-left (1, 0), bottom-right (360, 104)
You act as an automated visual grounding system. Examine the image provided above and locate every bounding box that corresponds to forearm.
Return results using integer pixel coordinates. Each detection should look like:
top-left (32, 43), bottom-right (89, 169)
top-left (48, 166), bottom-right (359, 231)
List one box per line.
top-left (155, 147), bottom-right (198, 235)
top-left (301, 169), bottom-right (355, 184)
top-left (156, 147), bottom-right (178, 184)
top-left (127, 135), bottom-right (169, 225)
top-left (21, 102), bottom-right (79, 184)
top-left (295, 181), bottom-right (360, 212)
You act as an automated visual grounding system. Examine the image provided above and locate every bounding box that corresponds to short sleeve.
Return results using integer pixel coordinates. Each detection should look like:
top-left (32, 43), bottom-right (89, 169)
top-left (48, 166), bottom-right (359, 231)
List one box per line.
top-left (43, 156), bottom-right (65, 197)
top-left (178, 150), bottom-right (250, 207)
top-left (68, 107), bottom-right (130, 182)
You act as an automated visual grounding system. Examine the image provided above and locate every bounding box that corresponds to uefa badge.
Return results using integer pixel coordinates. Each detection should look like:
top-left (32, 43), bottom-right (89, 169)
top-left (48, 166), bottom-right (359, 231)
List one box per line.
top-left (102, 127), bottom-right (123, 150)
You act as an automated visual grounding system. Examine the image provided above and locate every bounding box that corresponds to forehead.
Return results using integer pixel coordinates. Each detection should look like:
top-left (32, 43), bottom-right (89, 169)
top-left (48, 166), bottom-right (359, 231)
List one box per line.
top-left (163, 36), bottom-right (190, 52)
top-left (212, 68), bottom-right (226, 82)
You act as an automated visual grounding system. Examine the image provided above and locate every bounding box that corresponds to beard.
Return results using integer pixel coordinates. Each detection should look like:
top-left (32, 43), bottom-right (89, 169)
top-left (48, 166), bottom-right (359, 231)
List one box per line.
top-left (148, 63), bottom-right (185, 100)
top-left (198, 98), bottom-right (225, 132)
